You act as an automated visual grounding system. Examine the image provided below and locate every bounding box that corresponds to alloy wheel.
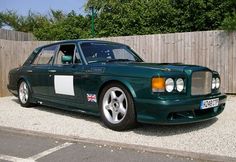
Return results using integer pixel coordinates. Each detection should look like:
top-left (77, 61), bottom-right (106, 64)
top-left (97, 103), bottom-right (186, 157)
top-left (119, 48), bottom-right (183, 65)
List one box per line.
top-left (19, 81), bottom-right (29, 104)
top-left (102, 87), bottom-right (128, 124)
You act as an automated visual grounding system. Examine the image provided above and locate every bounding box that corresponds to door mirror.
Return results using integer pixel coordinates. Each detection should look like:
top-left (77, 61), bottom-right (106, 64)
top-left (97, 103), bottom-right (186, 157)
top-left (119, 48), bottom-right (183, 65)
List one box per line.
top-left (61, 55), bottom-right (72, 64)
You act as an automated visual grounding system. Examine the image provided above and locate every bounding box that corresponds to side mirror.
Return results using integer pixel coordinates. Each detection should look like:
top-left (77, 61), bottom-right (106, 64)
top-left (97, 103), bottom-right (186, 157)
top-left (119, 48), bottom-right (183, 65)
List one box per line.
top-left (61, 55), bottom-right (72, 64)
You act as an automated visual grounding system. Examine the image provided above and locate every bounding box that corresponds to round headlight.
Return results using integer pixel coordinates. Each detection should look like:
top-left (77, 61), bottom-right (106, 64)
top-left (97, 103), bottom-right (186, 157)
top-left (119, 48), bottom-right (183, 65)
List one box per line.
top-left (215, 77), bottom-right (220, 89)
top-left (176, 78), bottom-right (184, 92)
top-left (165, 78), bottom-right (174, 92)
top-left (212, 78), bottom-right (216, 89)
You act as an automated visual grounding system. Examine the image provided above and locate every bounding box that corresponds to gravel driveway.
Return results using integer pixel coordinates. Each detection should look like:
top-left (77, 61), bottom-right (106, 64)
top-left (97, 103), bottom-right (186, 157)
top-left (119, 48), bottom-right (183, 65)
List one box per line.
top-left (0, 96), bottom-right (235, 158)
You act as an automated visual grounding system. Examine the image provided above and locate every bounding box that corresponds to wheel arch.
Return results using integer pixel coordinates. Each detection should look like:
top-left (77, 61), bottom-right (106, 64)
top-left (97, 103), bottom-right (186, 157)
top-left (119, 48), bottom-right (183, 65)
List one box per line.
top-left (98, 79), bottom-right (138, 130)
top-left (17, 77), bottom-right (33, 94)
top-left (97, 79), bottom-right (137, 103)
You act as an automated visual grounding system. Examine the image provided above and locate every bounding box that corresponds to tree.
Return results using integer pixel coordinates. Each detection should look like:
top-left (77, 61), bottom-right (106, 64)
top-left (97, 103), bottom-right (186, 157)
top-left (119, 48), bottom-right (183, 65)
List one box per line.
top-left (1, 0), bottom-right (236, 40)
top-left (0, 10), bottom-right (91, 40)
top-left (221, 13), bottom-right (236, 31)
top-left (220, 0), bottom-right (236, 31)
top-left (85, 0), bottom-right (236, 36)
top-left (171, 0), bottom-right (236, 31)
top-left (84, 0), bottom-right (178, 36)
top-left (0, 10), bottom-right (49, 32)
top-left (33, 10), bottom-right (91, 40)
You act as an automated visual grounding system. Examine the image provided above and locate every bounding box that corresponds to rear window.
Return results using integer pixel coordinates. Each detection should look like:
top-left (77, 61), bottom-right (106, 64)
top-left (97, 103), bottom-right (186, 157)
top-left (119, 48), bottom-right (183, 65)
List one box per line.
top-left (33, 45), bottom-right (58, 65)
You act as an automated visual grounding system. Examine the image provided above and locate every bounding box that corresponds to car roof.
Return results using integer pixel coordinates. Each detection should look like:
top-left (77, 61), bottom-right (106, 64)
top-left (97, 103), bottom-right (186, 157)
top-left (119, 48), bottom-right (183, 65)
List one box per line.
top-left (37, 39), bottom-right (127, 50)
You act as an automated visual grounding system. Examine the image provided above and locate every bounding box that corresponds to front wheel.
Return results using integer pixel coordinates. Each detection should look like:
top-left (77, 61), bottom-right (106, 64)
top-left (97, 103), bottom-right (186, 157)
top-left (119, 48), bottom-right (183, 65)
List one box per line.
top-left (99, 83), bottom-right (136, 131)
top-left (18, 80), bottom-right (32, 107)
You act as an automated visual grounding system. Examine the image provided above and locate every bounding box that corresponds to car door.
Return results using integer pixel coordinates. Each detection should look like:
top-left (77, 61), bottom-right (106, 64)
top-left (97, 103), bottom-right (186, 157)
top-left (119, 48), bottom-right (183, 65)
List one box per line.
top-left (28, 44), bottom-right (59, 100)
top-left (49, 43), bottom-right (84, 106)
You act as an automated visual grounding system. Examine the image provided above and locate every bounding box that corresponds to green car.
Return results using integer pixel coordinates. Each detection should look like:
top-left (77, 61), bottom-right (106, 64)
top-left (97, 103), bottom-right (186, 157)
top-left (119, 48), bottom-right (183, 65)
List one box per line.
top-left (8, 40), bottom-right (227, 131)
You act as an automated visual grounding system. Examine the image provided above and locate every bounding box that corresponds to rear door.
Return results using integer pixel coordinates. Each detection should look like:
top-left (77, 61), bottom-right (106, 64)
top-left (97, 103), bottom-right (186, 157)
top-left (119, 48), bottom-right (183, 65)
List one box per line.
top-left (28, 44), bottom-right (59, 100)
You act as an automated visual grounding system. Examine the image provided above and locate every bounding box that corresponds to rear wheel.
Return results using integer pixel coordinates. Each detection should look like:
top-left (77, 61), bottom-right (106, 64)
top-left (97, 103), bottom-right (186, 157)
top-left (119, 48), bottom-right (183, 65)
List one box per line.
top-left (99, 83), bottom-right (136, 131)
top-left (18, 80), bottom-right (32, 107)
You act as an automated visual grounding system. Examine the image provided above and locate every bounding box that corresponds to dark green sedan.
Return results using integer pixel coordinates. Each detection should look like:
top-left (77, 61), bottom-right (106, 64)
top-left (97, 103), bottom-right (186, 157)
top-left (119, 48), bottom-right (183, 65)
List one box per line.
top-left (8, 40), bottom-right (227, 131)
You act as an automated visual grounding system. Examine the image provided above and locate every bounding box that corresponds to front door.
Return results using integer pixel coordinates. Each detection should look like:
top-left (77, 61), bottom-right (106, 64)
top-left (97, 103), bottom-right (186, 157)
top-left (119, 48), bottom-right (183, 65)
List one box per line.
top-left (49, 43), bottom-right (84, 106)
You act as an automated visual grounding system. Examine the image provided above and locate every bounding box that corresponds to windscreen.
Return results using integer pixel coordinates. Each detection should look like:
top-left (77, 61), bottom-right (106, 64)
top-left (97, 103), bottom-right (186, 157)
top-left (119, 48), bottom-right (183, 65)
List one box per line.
top-left (80, 42), bottom-right (143, 63)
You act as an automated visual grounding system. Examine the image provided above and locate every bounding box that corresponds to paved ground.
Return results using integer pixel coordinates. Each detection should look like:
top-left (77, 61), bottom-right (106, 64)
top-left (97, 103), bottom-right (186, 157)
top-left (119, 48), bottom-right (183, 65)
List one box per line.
top-left (0, 96), bottom-right (235, 160)
top-left (0, 129), bottom-right (199, 162)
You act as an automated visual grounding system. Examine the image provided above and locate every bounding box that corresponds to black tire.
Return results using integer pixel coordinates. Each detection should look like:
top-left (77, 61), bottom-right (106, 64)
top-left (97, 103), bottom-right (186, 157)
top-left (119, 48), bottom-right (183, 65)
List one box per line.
top-left (18, 80), bottom-right (33, 107)
top-left (99, 83), bottom-right (136, 131)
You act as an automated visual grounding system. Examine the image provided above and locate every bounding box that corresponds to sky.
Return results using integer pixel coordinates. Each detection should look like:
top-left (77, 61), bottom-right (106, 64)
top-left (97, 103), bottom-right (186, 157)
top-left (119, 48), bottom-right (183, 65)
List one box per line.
top-left (0, 0), bottom-right (87, 16)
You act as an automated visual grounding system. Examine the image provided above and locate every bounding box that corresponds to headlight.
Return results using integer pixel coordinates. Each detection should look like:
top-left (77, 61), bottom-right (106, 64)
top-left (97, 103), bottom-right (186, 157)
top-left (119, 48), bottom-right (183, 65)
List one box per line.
top-left (212, 78), bottom-right (216, 89)
top-left (176, 78), bottom-right (184, 92)
top-left (215, 77), bottom-right (220, 89)
top-left (165, 78), bottom-right (174, 92)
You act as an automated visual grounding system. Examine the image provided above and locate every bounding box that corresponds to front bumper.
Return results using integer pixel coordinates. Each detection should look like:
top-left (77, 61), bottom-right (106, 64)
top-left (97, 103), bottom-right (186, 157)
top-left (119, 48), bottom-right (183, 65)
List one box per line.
top-left (135, 93), bottom-right (227, 124)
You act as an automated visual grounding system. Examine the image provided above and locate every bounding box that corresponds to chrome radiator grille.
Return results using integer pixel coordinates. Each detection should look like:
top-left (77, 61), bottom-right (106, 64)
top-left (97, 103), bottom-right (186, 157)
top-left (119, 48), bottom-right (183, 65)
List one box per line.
top-left (191, 71), bottom-right (212, 95)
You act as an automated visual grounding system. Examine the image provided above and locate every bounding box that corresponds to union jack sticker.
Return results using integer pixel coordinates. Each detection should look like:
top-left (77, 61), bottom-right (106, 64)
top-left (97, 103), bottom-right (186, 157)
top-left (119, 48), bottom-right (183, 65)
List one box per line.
top-left (87, 94), bottom-right (97, 103)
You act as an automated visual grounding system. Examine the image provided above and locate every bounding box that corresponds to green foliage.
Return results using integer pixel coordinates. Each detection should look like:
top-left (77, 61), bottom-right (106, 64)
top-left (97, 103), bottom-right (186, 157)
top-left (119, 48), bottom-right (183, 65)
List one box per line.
top-left (221, 13), bottom-right (236, 31)
top-left (84, 0), bottom-right (236, 36)
top-left (0, 10), bottom-right (49, 32)
top-left (172, 0), bottom-right (236, 32)
top-left (0, 10), bottom-right (91, 40)
top-left (0, 0), bottom-right (236, 40)
top-left (33, 10), bottom-right (91, 40)
top-left (221, 0), bottom-right (236, 31)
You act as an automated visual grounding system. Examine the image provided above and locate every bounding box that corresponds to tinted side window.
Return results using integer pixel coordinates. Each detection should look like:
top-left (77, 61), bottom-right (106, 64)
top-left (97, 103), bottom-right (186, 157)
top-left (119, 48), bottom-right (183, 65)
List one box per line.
top-left (80, 43), bottom-right (114, 63)
top-left (33, 45), bottom-right (58, 65)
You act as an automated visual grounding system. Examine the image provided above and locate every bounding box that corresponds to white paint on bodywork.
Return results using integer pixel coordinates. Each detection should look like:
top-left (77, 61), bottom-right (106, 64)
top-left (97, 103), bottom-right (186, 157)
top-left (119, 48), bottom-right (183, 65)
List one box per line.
top-left (54, 75), bottom-right (75, 96)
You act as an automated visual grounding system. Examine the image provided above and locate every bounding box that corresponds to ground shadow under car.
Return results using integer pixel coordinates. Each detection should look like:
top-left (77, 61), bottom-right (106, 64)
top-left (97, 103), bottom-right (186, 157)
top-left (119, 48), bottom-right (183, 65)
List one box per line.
top-left (132, 118), bottom-right (217, 137)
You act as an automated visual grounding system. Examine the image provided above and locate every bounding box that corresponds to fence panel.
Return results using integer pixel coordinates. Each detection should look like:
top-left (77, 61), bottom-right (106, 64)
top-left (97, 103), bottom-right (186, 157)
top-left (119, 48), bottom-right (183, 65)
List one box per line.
top-left (0, 30), bottom-right (236, 96)
top-left (0, 40), bottom-right (51, 96)
top-left (0, 29), bottom-right (35, 41)
top-left (98, 30), bottom-right (236, 93)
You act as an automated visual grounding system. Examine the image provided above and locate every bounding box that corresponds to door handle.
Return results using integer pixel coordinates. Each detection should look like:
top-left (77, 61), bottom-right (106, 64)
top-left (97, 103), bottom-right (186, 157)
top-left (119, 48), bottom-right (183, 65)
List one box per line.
top-left (48, 70), bottom-right (56, 73)
top-left (27, 70), bottom-right (33, 73)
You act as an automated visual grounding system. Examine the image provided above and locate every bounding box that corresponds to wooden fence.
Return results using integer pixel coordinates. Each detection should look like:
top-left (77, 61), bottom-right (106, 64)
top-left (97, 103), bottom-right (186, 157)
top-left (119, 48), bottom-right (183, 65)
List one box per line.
top-left (0, 30), bottom-right (235, 96)
top-left (0, 40), bottom-right (51, 97)
top-left (0, 29), bottom-right (35, 41)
